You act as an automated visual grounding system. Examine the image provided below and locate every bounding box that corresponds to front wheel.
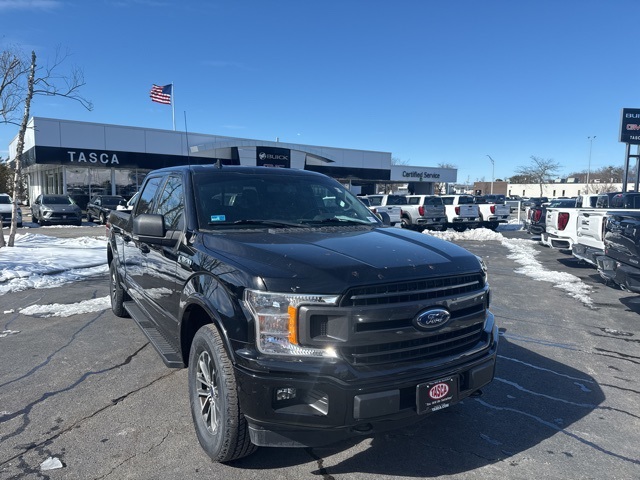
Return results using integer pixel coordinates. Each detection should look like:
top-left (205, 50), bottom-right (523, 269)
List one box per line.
top-left (189, 324), bottom-right (257, 462)
top-left (99, 212), bottom-right (106, 224)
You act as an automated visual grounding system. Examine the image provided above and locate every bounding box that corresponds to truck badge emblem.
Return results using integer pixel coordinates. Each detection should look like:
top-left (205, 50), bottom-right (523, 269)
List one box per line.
top-left (414, 308), bottom-right (451, 330)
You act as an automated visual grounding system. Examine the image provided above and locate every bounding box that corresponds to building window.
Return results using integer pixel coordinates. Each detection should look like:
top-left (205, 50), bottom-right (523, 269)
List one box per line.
top-left (115, 169), bottom-right (150, 199)
top-left (89, 168), bottom-right (112, 197)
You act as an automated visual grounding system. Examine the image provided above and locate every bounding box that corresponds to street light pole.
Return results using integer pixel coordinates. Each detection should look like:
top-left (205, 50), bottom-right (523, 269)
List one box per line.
top-left (486, 155), bottom-right (495, 194)
top-left (587, 136), bottom-right (596, 192)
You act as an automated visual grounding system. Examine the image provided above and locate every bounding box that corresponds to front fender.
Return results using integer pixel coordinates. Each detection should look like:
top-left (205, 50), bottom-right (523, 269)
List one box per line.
top-left (179, 272), bottom-right (251, 364)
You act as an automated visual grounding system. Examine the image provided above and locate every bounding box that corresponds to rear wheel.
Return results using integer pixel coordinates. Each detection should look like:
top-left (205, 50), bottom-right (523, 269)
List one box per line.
top-left (401, 217), bottom-right (412, 229)
top-left (110, 262), bottom-right (129, 318)
top-left (189, 324), bottom-right (257, 462)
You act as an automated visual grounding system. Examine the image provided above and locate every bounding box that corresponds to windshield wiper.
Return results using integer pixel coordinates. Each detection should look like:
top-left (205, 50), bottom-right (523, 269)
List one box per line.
top-left (207, 219), bottom-right (307, 228)
top-left (306, 217), bottom-right (372, 226)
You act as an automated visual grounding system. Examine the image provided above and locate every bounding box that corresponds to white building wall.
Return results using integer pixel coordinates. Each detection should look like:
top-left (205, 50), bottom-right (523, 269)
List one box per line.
top-left (508, 182), bottom-right (636, 198)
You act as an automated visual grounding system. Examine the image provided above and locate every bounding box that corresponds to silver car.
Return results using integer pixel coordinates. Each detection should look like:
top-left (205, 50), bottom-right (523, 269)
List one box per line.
top-left (0, 193), bottom-right (23, 228)
top-left (31, 194), bottom-right (82, 226)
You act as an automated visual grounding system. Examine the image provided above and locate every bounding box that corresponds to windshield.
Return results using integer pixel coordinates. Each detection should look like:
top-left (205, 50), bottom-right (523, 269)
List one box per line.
top-left (193, 171), bottom-right (381, 229)
top-left (43, 196), bottom-right (75, 205)
top-left (0, 196), bottom-right (11, 204)
top-left (100, 196), bottom-right (125, 207)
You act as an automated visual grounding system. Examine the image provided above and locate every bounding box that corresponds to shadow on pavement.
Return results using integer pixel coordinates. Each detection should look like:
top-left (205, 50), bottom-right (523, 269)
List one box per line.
top-left (229, 334), bottom-right (606, 476)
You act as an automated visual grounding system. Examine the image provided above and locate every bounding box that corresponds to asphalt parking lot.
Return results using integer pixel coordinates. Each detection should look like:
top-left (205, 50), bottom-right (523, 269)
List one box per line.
top-left (1, 221), bottom-right (639, 479)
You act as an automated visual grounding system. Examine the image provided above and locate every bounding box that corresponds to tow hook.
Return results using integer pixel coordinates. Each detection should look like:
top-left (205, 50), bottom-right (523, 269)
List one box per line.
top-left (470, 389), bottom-right (483, 397)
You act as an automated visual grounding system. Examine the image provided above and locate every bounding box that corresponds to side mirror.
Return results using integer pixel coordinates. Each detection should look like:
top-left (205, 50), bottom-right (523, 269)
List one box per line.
top-left (133, 213), bottom-right (181, 246)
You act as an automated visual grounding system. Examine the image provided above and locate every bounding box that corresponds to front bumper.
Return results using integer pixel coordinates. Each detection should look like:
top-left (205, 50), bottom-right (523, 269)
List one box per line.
top-left (1, 212), bottom-right (22, 226)
top-left (41, 212), bottom-right (82, 225)
top-left (235, 313), bottom-right (498, 448)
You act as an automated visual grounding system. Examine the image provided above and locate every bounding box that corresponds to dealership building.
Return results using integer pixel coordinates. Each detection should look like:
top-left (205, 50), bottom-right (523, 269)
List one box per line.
top-left (7, 117), bottom-right (457, 206)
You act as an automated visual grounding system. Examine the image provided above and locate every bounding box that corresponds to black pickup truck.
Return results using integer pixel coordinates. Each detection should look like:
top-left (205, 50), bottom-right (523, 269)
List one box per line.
top-left (106, 164), bottom-right (498, 462)
top-left (597, 209), bottom-right (640, 292)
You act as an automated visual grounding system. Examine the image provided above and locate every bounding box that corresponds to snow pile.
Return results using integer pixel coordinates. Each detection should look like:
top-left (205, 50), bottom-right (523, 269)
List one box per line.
top-left (0, 233), bottom-right (108, 295)
top-left (426, 227), bottom-right (594, 308)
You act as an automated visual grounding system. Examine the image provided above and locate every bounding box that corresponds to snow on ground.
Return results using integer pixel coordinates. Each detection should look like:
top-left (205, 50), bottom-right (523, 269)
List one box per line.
top-left (426, 224), bottom-right (594, 308)
top-left (0, 233), bottom-right (108, 296)
top-left (0, 222), bottom-right (594, 318)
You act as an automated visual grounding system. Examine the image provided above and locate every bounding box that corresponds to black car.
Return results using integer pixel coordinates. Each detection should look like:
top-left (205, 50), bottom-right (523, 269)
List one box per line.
top-left (527, 198), bottom-right (576, 235)
top-left (31, 194), bottom-right (83, 226)
top-left (521, 196), bottom-right (549, 211)
top-left (86, 195), bottom-right (126, 224)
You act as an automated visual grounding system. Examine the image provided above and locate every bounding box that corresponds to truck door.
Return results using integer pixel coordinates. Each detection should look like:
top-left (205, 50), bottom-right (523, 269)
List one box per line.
top-left (126, 175), bottom-right (165, 303)
top-left (137, 174), bottom-right (185, 337)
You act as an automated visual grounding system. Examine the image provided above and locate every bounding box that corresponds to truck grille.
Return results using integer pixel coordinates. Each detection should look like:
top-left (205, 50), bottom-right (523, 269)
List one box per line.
top-left (341, 323), bottom-right (485, 365)
top-left (341, 274), bottom-right (485, 307)
top-left (336, 273), bottom-right (487, 365)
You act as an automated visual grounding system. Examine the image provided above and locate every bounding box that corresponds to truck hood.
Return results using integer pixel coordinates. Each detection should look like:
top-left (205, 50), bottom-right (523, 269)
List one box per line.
top-left (201, 226), bottom-right (482, 293)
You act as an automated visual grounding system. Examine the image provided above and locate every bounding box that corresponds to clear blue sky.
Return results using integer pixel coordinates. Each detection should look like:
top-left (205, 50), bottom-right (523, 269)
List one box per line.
top-left (1, 0), bottom-right (639, 184)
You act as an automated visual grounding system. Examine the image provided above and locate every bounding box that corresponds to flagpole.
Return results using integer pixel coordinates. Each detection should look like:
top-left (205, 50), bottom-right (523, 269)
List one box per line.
top-left (171, 82), bottom-right (176, 131)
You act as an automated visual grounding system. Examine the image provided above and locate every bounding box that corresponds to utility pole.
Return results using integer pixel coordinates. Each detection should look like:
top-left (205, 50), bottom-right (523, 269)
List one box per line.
top-left (486, 155), bottom-right (495, 194)
top-left (587, 136), bottom-right (596, 191)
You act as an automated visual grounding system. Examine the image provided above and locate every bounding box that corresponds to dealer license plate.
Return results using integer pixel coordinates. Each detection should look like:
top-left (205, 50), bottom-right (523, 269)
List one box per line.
top-left (416, 376), bottom-right (458, 414)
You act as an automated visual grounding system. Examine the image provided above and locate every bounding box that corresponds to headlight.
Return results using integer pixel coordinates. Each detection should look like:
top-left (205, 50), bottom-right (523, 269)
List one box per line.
top-left (476, 255), bottom-right (488, 282)
top-left (244, 290), bottom-right (339, 357)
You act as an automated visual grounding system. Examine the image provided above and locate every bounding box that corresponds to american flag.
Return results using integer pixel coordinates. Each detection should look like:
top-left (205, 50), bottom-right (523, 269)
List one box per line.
top-left (150, 84), bottom-right (172, 104)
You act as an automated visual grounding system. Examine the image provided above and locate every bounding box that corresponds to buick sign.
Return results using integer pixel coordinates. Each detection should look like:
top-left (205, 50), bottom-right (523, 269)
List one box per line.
top-left (413, 308), bottom-right (451, 330)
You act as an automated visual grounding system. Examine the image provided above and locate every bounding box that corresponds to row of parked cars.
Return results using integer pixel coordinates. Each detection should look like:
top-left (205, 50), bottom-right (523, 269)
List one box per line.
top-left (523, 191), bottom-right (640, 293)
top-left (358, 193), bottom-right (511, 231)
top-left (0, 193), bottom-right (130, 227)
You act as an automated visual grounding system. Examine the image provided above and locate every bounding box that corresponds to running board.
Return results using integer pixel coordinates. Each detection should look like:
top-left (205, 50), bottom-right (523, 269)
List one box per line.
top-left (124, 301), bottom-right (184, 368)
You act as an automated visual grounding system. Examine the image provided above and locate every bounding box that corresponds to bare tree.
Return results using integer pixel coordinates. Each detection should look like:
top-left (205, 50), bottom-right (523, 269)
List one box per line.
top-left (0, 47), bottom-right (92, 247)
top-left (436, 162), bottom-right (457, 195)
top-left (384, 156), bottom-right (410, 193)
top-left (514, 156), bottom-right (561, 196)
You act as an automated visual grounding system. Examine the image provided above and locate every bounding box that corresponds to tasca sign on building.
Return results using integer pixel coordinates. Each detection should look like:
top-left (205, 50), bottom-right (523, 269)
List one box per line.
top-left (256, 146), bottom-right (290, 168)
top-left (620, 108), bottom-right (640, 144)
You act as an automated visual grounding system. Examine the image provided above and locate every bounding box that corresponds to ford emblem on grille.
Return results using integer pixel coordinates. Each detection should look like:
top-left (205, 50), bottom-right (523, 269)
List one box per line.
top-left (414, 308), bottom-right (451, 330)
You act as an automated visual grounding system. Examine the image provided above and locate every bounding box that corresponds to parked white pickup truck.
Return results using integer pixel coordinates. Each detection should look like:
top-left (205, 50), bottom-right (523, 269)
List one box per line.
top-left (572, 195), bottom-right (640, 266)
top-left (543, 193), bottom-right (640, 251)
top-left (401, 195), bottom-right (447, 231)
top-left (441, 195), bottom-right (480, 231)
top-left (572, 210), bottom-right (610, 266)
top-left (366, 194), bottom-right (406, 226)
top-left (473, 196), bottom-right (510, 230)
top-left (541, 207), bottom-right (583, 250)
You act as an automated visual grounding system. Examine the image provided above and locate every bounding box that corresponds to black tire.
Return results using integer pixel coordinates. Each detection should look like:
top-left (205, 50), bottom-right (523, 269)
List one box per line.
top-left (452, 224), bottom-right (467, 232)
top-left (109, 262), bottom-right (129, 318)
top-left (401, 217), bottom-right (411, 229)
top-left (99, 212), bottom-right (106, 224)
top-left (189, 324), bottom-right (257, 462)
top-left (87, 212), bottom-right (92, 222)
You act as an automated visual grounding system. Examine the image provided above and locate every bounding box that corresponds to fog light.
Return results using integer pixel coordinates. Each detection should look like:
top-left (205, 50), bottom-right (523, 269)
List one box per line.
top-left (276, 387), bottom-right (297, 401)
